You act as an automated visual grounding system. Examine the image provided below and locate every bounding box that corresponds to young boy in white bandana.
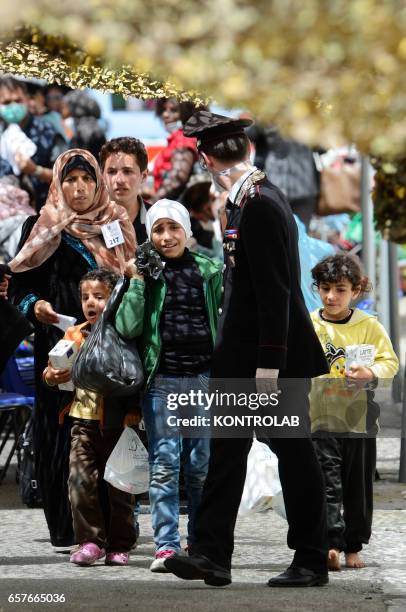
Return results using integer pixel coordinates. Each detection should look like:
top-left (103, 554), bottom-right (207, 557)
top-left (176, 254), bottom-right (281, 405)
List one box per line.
top-left (115, 199), bottom-right (223, 572)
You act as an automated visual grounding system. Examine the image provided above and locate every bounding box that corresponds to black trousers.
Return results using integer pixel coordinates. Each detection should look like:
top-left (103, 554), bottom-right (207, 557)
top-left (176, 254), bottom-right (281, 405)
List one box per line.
top-left (193, 382), bottom-right (328, 573)
top-left (313, 437), bottom-right (376, 553)
top-left (33, 400), bottom-right (74, 547)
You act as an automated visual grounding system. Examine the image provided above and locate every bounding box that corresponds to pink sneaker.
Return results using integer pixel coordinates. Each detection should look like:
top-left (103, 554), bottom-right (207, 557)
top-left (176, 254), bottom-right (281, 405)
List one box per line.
top-left (105, 552), bottom-right (129, 566)
top-left (70, 543), bottom-right (106, 566)
top-left (150, 549), bottom-right (177, 573)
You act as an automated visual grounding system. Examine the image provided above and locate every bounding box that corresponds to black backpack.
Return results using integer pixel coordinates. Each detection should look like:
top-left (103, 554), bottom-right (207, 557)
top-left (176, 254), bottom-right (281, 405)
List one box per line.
top-left (16, 417), bottom-right (42, 508)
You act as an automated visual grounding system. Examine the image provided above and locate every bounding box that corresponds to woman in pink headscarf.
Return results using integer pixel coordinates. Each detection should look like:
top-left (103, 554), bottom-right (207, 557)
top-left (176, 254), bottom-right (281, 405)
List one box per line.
top-left (9, 149), bottom-right (136, 550)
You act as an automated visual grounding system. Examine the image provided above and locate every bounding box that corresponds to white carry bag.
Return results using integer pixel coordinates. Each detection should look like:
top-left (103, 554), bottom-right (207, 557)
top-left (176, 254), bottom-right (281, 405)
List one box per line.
top-left (104, 426), bottom-right (149, 494)
top-left (238, 438), bottom-right (286, 518)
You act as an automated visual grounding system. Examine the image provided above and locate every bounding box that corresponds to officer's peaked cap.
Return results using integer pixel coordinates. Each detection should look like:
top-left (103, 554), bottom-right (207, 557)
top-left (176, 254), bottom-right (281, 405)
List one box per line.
top-left (184, 110), bottom-right (253, 147)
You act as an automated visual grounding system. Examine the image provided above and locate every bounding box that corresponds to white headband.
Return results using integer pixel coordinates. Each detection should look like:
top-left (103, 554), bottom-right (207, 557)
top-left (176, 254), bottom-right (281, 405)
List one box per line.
top-left (145, 199), bottom-right (192, 240)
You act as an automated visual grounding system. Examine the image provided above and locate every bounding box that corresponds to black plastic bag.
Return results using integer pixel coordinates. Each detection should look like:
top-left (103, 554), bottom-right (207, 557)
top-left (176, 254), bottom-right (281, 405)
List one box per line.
top-left (135, 241), bottom-right (165, 280)
top-left (72, 276), bottom-right (144, 396)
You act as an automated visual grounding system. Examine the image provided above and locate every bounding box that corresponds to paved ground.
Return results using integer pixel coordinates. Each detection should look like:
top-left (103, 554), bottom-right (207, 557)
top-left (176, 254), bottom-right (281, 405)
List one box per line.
top-left (0, 483), bottom-right (403, 612)
top-left (0, 422), bottom-right (405, 612)
top-left (1, 294), bottom-right (406, 612)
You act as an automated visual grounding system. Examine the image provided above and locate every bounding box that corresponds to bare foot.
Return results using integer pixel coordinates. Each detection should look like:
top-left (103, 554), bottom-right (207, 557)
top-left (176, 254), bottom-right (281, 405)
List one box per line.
top-left (328, 548), bottom-right (341, 571)
top-left (345, 552), bottom-right (365, 568)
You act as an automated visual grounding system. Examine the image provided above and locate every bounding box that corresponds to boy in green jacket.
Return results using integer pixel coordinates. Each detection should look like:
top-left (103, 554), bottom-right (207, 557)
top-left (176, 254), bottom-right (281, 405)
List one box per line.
top-left (115, 198), bottom-right (222, 572)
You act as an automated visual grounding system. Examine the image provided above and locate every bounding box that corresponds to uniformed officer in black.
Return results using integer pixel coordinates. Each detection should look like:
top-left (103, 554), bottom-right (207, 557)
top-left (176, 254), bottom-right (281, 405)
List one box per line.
top-left (165, 111), bottom-right (330, 587)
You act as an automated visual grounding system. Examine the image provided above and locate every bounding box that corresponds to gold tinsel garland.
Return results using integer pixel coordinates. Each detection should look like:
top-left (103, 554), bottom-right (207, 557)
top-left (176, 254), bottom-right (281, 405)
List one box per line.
top-left (0, 34), bottom-right (208, 105)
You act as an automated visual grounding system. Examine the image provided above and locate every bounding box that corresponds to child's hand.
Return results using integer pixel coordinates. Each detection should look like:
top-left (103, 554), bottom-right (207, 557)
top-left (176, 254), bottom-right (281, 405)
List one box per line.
top-left (44, 363), bottom-right (71, 386)
top-left (345, 364), bottom-right (375, 388)
top-left (124, 258), bottom-right (144, 281)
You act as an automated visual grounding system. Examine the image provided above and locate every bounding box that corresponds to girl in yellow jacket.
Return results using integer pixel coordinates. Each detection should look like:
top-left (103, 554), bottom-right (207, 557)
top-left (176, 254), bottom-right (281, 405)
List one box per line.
top-left (310, 254), bottom-right (398, 572)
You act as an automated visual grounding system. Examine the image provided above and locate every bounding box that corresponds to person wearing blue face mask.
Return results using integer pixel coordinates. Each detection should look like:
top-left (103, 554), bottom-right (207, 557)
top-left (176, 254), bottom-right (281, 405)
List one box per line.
top-left (0, 99), bottom-right (28, 124)
top-left (0, 77), bottom-right (66, 211)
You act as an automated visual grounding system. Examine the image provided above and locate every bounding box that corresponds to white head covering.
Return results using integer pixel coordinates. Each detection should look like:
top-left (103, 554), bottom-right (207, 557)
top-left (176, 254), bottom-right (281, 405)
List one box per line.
top-left (146, 198), bottom-right (192, 240)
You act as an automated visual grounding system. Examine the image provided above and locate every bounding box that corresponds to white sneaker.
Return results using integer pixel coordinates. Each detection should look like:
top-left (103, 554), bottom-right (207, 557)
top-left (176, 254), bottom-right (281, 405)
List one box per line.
top-left (150, 549), bottom-right (177, 573)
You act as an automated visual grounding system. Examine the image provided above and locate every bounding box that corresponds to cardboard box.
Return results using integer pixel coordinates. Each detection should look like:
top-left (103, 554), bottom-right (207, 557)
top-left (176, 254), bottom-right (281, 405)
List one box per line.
top-left (48, 340), bottom-right (78, 391)
top-left (345, 344), bottom-right (375, 371)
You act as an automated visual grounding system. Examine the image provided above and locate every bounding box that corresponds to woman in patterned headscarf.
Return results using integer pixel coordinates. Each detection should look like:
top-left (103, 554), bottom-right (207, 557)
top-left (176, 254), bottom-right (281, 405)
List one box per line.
top-left (10, 148), bottom-right (135, 275)
top-left (9, 149), bottom-right (136, 550)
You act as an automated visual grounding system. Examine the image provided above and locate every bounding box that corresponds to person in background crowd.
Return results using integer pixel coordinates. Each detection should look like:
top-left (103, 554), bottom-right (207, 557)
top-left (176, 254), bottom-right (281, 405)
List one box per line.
top-left (0, 77), bottom-right (66, 211)
top-left (45, 85), bottom-right (66, 115)
top-left (164, 110), bottom-right (329, 588)
top-left (26, 83), bottom-right (47, 117)
top-left (9, 149), bottom-right (135, 550)
top-left (43, 84), bottom-right (72, 142)
top-left (0, 176), bottom-right (35, 262)
top-left (294, 214), bottom-right (335, 312)
top-left (310, 254), bottom-right (398, 571)
top-left (152, 99), bottom-right (205, 202)
top-left (44, 268), bottom-right (138, 567)
top-left (249, 125), bottom-right (319, 231)
top-left (182, 174), bottom-right (223, 260)
top-left (116, 199), bottom-right (222, 572)
top-left (62, 90), bottom-right (106, 160)
top-left (101, 137), bottom-right (150, 244)
top-left (100, 136), bottom-right (151, 539)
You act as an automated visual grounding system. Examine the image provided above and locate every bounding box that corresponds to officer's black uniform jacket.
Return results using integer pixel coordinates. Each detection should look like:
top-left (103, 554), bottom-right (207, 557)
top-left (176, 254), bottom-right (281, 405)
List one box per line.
top-left (213, 175), bottom-right (329, 379)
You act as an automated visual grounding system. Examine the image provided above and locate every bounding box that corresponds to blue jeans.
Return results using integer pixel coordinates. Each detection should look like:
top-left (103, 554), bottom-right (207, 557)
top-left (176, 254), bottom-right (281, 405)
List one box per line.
top-left (143, 372), bottom-right (210, 552)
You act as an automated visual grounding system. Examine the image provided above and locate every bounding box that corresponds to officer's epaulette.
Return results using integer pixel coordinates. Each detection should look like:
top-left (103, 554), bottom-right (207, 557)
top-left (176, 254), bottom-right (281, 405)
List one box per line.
top-left (235, 169), bottom-right (266, 209)
top-left (239, 184), bottom-right (260, 208)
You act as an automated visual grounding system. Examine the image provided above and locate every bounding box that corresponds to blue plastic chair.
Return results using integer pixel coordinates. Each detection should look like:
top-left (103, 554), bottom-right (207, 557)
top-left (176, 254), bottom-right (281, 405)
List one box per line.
top-left (0, 356), bottom-right (35, 483)
top-left (0, 356), bottom-right (35, 401)
top-left (0, 393), bottom-right (32, 483)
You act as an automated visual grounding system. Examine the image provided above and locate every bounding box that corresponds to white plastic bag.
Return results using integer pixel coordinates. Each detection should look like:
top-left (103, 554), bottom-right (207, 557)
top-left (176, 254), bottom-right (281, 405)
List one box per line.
top-left (271, 491), bottom-right (287, 520)
top-left (238, 439), bottom-right (285, 517)
top-left (104, 426), bottom-right (149, 494)
top-left (0, 124), bottom-right (37, 175)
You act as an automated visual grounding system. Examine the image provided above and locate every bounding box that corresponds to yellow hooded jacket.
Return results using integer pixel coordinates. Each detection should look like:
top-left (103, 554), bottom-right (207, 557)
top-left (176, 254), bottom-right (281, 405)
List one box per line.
top-left (310, 308), bottom-right (399, 434)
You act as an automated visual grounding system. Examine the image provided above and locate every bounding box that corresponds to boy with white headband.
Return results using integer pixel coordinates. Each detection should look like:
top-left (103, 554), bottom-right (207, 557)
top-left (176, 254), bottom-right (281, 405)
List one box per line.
top-left (115, 198), bottom-right (223, 572)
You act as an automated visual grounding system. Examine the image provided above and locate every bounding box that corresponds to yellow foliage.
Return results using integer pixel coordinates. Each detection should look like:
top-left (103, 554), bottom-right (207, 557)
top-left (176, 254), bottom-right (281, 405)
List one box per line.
top-left (0, 1), bottom-right (405, 154)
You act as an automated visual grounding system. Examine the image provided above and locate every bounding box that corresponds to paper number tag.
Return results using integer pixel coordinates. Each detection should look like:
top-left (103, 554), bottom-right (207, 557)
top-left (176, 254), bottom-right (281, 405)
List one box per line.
top-left (101, 220), bottom-right (125, 249)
